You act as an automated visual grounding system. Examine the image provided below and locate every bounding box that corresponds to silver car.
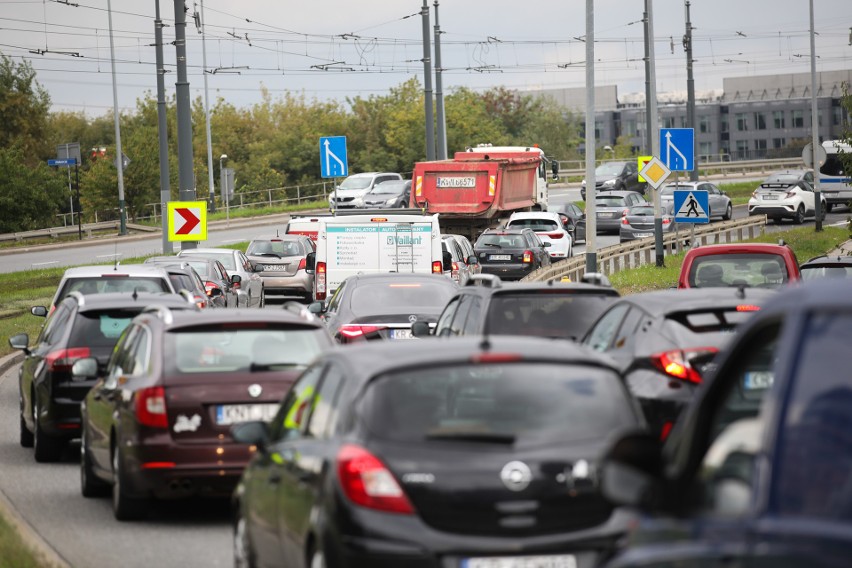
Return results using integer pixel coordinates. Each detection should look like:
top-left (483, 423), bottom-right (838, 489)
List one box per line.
top-left (176, 247), bottom-right (264, 308)
top-left (660, 181), bottom-right (733, 221)
top-left (594, 190), bottom-right (646, 234)
top-left (441, 235), bottom-right (478, 286)
top-left (245, 235), bottom-right (316, 304)
top-left (50, 264), bottom-right (176, 311)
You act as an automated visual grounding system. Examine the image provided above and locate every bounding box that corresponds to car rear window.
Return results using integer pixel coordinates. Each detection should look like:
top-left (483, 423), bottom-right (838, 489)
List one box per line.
top-left (596, 197), bottom-right (626, 207)
top-left (247, 240), bottom-right (304, 257)
top-left (507, 219), bottom-right (559, 232)
top-left (629, 206), bottom-right (655, 216)
top-left (61, 277), bottom-right (169, 298)
top-left (184, 252), bottom-right (236, 270)
top-left (800, 265), bottom-right (852, 280)
top-left (664, 306), bottom-right (760, 334)
top-left (689, 254), bottom-right (788, 288)
top-left (68, 309), bottom-right (141, 349)
top-left (169, 273), bottom-right (197, 293)
top-left (363, 363), bottom-right (636, 446)
top-left (476, 233), bottom-right (526, 248)
top-left (350, 281), bottom-right (456, 314)
top-left (486, 293), bottom-right (616, 340)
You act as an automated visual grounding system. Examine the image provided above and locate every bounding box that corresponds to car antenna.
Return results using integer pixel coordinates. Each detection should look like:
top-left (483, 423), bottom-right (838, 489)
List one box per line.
top-left (276, 229), bottom-right (279, 237)
top-left (113, 239), bottom-right (119, 270)
top-left (132, 288), bottom-right (138, 301)
top-left (736, 284), bottom-right (746, 299)
top-left (479, 335), bottom-right (491, 352)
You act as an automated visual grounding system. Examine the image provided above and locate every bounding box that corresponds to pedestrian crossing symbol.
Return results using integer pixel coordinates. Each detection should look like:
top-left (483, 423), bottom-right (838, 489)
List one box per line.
top-left (673, 189), bottom-right (709, 224)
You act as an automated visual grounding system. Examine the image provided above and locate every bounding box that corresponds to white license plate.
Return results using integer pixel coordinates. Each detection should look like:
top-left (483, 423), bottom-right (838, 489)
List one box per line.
top-left (463, 555), bottom-right (577, 568)
top-left (636, 232), bottom-right (653, 238)
top-left (264, 265), bottom-right (287, 271)
top-left (762, 194), bottom-right (779, 200)
top-left (437, 176), bottom-right (476, 188)
top-left (597, 212), bottom-right (610, 217)
top-left (744, 371), bottom-right (774, 390)
top-left (390, 329), bottom-right (415, 340)
top-left (490, 255), bottom-right (512, 261)
top-left (216, 403), bottom-right (279, 425)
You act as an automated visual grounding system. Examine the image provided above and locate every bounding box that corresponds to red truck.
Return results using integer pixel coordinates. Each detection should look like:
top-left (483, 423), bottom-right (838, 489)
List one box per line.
top-left (410, 145), bottom-right (550, 239)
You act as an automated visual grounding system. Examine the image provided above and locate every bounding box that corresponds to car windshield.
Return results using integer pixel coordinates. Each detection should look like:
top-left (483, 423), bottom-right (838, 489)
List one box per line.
top-left (596, 197), bottom-right (627, 207)
top-left (690, 254), bottom-right (789, 288)
top-left (182, 251), bottom-right (236, 270)
top-left (170, 327), bottom-right (324, 373)
top-left (800, 265), bottom-right (852, 280)
top-left (69, 309), bottom-right (140, 349)
top-left (486, 293), bottom-right (616, 340)
top-left (369, 181), bottom-right (406, 195)
top-left (349, 281), bottom-right (456, 314)
top-left (247, 240), bottom-right (304, 257)
top-left (363, 363), bottom-right (636, 446)
top-left (62, 277), bottom-right (169, 297)
top-left (595, 162), bottom-right (625, 176)
top-left (476, 233), bottom-right (526, 248)
top-left (338, 177), bottom-right (372, 190)
top-left (506, 219), bottom-right (559, 232)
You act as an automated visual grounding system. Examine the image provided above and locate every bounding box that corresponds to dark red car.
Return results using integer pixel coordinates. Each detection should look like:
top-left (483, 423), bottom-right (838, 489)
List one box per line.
top-left (73, 306), bottom-right (333, 520)
top-left (677, 243), bottom-right (801, 289)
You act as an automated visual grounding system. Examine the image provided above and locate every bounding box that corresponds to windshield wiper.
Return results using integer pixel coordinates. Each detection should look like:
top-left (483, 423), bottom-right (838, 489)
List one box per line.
top-left (425, 430), bottom-right (516, 444)
top-left (480, 243), bottom-right (500, 247)
top-left (250, 362), bottom-right (305, 372)
top-left (255, 253), bottom-right (282, 258)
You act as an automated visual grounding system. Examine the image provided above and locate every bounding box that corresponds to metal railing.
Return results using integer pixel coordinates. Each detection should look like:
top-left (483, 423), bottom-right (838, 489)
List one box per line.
top-left (555, 157), bottom-right (803, 179)
top-left (0, 220), bottom-right (158, 244)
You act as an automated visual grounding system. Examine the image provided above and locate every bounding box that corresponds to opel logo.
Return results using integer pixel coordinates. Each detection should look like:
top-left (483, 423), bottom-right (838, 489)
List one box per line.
top-left (247, 384), bottom-right (263, 398)
top-left (408, 314), bottom-right (418, 323)
top-left (500, 461), bottom-right (532, 492)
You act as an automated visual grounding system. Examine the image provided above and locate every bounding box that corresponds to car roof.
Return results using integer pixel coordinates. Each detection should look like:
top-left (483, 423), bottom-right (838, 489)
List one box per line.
top-left (63, 292), bottom-right (194, 312)
top-left (684, 243), bottom-right (794, 257)
top-left (800, 255), bottom-right (852, 267)
top-left (460, 281), bottom-right (619, 297)
top-left (756, 278), bottom-right (852, 314)
top-left (595, 190), bottom-right (638, 197)
top-left (508, 211), bottom-right (561, 220)
top-left (480, 227), bottom-right (530, 235)
top-left (60, 264), bottom-right (170, 277)
top-left (345, 272), bottom-right (457, 286)
top-left (619, 288), bottom-right (777, 315)
top-left (141, 307), bottom-right (325, 330)
top-left (251, 235), bottom-right (305, 241)
top-left (178, 248), bottom-right (236, 255)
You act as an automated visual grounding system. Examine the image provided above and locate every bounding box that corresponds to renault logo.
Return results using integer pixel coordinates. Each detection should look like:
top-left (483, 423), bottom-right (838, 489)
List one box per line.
top-left (247, 384), bottom-right (263, 398)
top-left (500, 461), bottom-right (532, 492)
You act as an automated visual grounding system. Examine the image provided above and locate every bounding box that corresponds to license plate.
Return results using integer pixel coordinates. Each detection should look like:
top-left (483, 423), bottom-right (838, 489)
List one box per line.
top-left (390, 329), bottom-right (414, 340)
top-left (597, 212), bottom-right (610, 217)
top-left (264, 264), bottom-right (286, 271)
top-left (437, 176), bottom-right (476, 188)
top-left (463, 555), bottom-right (577, 568)
top-left (216, 403), bottom-right (279, 425)
top-left (490, 255), bottom-right (512, 261)
top-left (744, 371), bottom-right (774, 390)
top-left (636, 232), bottom-right (653, 238)
top-left (762, 194), bottom-right (779, 200)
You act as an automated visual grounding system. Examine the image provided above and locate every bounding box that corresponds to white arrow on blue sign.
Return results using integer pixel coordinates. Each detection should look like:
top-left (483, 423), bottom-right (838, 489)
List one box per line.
top-left (319, 136), bottom-right (348, 178)
top-left (659, 128), bottom-right (694, 172)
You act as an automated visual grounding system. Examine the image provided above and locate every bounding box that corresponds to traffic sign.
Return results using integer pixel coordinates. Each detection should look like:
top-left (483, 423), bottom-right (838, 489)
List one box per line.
top-left (638, 156), bottom-right (672, 190)
top-left (319, 136), bottom-right (348, 178)
top-left (659, 128), bottom-right (694, 172)
top-left (673, 189), bottom-right (709, 224)
top-left (802, 142), bottom-right (827, 168)
top-left (167, 201), bottom-right (207, 242)
top-left (47, 158), bottom-right (77, 167)
top-left (637, 155), bottom-right (653, 182)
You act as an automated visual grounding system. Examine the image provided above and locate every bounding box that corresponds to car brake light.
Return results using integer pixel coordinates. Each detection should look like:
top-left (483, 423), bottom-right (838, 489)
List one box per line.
top-left (662, 218), bottom-right (672, 225)
top-left (621, 217), bottom-right (630, 225)
top-left (751, 191), bottom-right (759, 199)
top-left (542, 232), bottom-right (564, 239)
top-left (45, 347), bottom-right (91, 372)
top-left (471, 352), bottom-right (522, 363)
top-left (315, 261), bottom-right (327, 301)
top-left (660, 421), bottom-right (674, 441)
top-left (622, 209), bottom-right (629, 216)
top-left (135, 386), bottom-right (168, 428)
top-left (650, 347), bottom-right (719, 384)
top-left (338, 324), bottom-right (386, 340)
top-left (204, 281), bottom-right (219, 295)
top-left (451, 262), bottom-right (459, 281)
top-left (297, 257), bottom-right (306, 271)
top-left (785, 191), bottom-right (796, 199)
top-left (432, 260), bottom-right (443, 273)
top-left (736, 304), bottom-right (761, 312)
top-left (337, 444), bottom-right (414, 514)
top-left (522, 250), bottom-right (533, 263)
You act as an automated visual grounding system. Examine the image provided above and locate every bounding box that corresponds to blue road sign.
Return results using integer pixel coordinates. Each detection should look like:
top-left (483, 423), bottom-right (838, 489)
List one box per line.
top-left (659, 128), bottom-right (694, 172)
top-left (319, 136), bottom-right (348, 178)
top-left (673, 189), bottom-right (709, 224)
top-left (47, 158), bottom-right (77, 167)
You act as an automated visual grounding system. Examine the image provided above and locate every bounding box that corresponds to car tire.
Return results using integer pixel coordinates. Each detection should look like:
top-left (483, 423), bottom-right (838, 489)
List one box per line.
top-left (308, 546), bottom-right (326, 568)
top-left (259, 290), bottom-right (266, 309)
top-left (825, 202), bottom-right (834, 213)
top-left (794, 204), bottom-right (805, 225)
top-left (33, 397), bottom-right (63, 463)
top-left (233, 512), bottom-right (256, 568)
top-left (20, 411), bottom-right (34, 448)
top-left (724, 203), bottom-right (733, 221)
top-left (81, 425), bottom-right (109, 498)
top-left (112, 448), bottom-right (148, 521)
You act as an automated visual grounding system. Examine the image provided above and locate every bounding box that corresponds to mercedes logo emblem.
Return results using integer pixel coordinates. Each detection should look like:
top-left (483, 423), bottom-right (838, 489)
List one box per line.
top-left (408, 314), bottom-right (418, 323)
top-left (500, 461), bottom-right (532, 492)
top-left (247, 384), bottom-right (263, 398)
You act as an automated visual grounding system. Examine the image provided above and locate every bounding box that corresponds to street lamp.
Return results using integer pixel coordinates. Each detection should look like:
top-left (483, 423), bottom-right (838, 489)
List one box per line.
top-left (220, 154), bottom-right (229, 227)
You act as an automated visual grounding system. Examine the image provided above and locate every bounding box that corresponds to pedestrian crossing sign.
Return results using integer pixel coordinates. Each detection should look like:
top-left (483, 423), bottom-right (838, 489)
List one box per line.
top-left (673, 190), bottom-right (709, 224)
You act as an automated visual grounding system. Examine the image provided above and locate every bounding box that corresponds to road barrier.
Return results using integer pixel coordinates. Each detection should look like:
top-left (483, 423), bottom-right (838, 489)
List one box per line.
top-left (522, 215), bottom-right (767, 283)
top-left (556, 157), bottom-right (802, 180)
top-left (0, 220), bottom-right (158, 244)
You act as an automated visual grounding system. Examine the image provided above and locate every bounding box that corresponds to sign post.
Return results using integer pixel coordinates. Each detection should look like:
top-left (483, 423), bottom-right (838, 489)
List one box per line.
top-left (47, 157), bottom-right (82, 240)
top-left (167, 201), bottom-right (208, 243)
top-left (320, 136), bottom-right (348, 213)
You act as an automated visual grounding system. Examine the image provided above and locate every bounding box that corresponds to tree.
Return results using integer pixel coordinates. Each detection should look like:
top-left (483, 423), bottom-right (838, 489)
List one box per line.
top-left (0, 54), bottom-right (51, 161)
top-left (0, 144), bottom-right (66, 232)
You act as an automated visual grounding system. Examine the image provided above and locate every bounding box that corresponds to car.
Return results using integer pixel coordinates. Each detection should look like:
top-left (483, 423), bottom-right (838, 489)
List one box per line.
top-left (474, 228), bottom-right (552, 281)
top-left (799, 254), bottom-right (852, 280)
top-left (329, 172), bottom-right (403, 210)
top-left (659, 181), bottom-right (733, 221)
top-left (506, 211), bottom-right (573, 260)
top-left (310, 273), bottom-right (458, 343)
top-left (50, 264), bottom-right (176, 311)
top-left (176, 247), bottom-right (264, 308)
top-left (748, 169), bottom-right (826, 224)
top-left (8, 291), bottom-right (198, 462)
top-left (582, 287), bottom-right (776, 436)
top-left (548, 202), bottom-right (587, 243)
top-left (74, 306), bottom-right (334, 520)
top-left (141, 258), bottom-right (211, 309)
top-left (245, 235), bottom-right (316, 304)
top-left (446, 233), bottom-right (481, 278)
top-left (581, 160), bottom-right (646, 200)
top-left (231, 336), bottom-right (644, 568)
top-left (677, 242), bottom-right (801, 289)
top-left (619, 202), bottom-right (677, 243)
top-left (154, 255), bottom-right (237, 308)
top-left (594, 191), bottom-right (647, 234)
top-left (599, 278), bottom-right (852, 567)
top-left (441, 234), bottom-right (478, 286)
top-left (414, 273), bottom-right (619, 341)
top-left (362, 179), bottom-right (411, 208)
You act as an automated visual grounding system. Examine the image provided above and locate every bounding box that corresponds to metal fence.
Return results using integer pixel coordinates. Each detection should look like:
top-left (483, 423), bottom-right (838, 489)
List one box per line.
top-left (555, 156), bottom-right (802, 179)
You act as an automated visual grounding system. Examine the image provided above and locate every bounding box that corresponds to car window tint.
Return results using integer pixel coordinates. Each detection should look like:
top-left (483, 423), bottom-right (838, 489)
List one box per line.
top-left (270, 363), bottom-right (325, 442)
top-left (69, 309), bottom-right (138, 348)
top-left (775, 311), bottom-right (852, 521)
top-left (435, 297), bottom-right (460, 337)
top-left (350, 281), bottom-right (455, 314)
top-left (108, 324), bottom-right (140, 385)
top-left (486, 293), bottom-right (616, 340)
top-left (66, 277), bottom-right (168, 295)
top-left (690, 254), bottom-right (788, 288)
top-left (325, 281), bottom-right (345, 314)
top-left (611, 307), bottom-right (644, 352)
top-left (126, 327), bottom-right (151, 376)
top-left (507, 219), bottom-right (559, 232)
top-left (584, 304), bottom-right (630, 351)
top-left (449, 296), bottom-right (473, 336)
top-left (307, 364), bottom-right (344, 439)
top-left (41, 304), bottom-right (71, 345)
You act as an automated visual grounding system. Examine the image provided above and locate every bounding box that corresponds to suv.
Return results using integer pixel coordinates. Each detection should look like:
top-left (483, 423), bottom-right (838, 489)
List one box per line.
top-left (474, 228), bottom-right (551, 281)
top-left (414, 274), bottom-right (619, 341)
top-left (329, 172), bottom-right (403, 210)
top-left (50, 264), bottom-right (176, 311)
top-left (748, 169), bottom-right (826, 224)
top-left (506, 211), bottom-right (573, 260)
top-left (678, 243), bottom-right (801, 289)
top-left (581, 160), bottom-right (645, 200)
top-left (9, 292), bottom-right (197, 462)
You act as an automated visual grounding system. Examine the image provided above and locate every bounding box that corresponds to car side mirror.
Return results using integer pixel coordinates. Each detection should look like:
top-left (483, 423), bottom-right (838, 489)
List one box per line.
top-left (31, 306), bottom-right (48, 317)
top-left (208, 288), bottom-right (223, 298)
top-left (543, 242), bottom-right (552, 248)
top-left (467, 254), bottom-right (479, 265)
top-left (9, 333), bottom-right (29, 353)
top-left (600, 431), bottom-right (665, 509)
top-left (308, 301), bottom-right (326, 315)
top-left (230, 274), bottom-right (242, 285)
top-left (305, 252), bottom-right (316, 273)
top-left (71, 357), bottom-right (99, 380)
top-left (231, 421), bottom-right (270, 451)
top-left (411, 320), bottom-right (432, 338)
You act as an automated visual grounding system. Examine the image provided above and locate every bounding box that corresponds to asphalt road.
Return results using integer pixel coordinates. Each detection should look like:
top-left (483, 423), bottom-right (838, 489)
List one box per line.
top-left (0, 363), bottom-right (232, 568)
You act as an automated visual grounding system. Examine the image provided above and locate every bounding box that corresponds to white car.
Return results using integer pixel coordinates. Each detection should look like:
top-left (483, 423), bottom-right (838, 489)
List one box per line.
top-left (505, 211), bottom-right (573, 260)
top-left (329, 172), bottom-right (402, 210)
top-left (748, 170), bottom-right (826, 224)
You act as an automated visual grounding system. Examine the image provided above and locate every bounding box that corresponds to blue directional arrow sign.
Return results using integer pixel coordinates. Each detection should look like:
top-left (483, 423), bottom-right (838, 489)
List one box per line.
top-left (319, 136), bottom-right (348, 178)
top-left (47, 158), bottom-right (77, 167)
top-left (659, 128), bottom-right (694, 172)
top-left (673, 189), bottom-right (709, 224)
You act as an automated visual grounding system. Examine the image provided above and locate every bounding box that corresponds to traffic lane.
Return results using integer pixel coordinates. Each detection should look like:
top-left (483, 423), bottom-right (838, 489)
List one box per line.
top-left (0, 364), bottom-right (232, 568)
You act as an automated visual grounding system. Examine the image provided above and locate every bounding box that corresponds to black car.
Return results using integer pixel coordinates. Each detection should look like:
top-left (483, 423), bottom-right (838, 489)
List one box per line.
top-left (474, 228), bottom-right (551, 281)
top-left (8, 292), bottom-right (197, 462)
top-left (581, 160), bottom-right (646, 200)
top-left (142, 258), bottom-right (211, 309)
top-left (232, 336), bottom-right (643, 568)
top-left (601, 278), bottom-right (852, 567)
top-left (548, 202), bottom-right (587, 243)
top-left (799, 254), bottom-right (852, 280)
top-left (582, 288), bottom-right (776, 436)
top-left (310, 273), bottom-right (458, 343)
top-left (362, 179), bottom-right (412, 208)
top-left (414, 274), bottom-right (619, 341)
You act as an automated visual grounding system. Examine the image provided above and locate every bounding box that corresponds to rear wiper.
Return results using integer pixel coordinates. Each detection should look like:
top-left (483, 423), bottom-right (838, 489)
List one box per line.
top-left (480, 243), bottom-right (500, 247)
top-left (425, 430), bottom-right (516, 444)
top-left (255, 253), bottom-right (282, 258)
top-left (250, 362), bottom-right (305, 371)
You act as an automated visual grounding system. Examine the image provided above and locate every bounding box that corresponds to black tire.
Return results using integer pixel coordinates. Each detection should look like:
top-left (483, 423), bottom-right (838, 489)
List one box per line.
top-left (794, 204), bottom-right (805, 225)
top-left (20, 411), bottom-right (33, 448)
top-left (825, 202), bottom-right (834, 213)
top-left (723, 203), bottom-right (733, 221)
top-left (112, 448), bottom-right (148, 521)
top-left (33, 398), bottom-right (64, 463)
top-left (308, 545), bottom-right (326, 568)
top-left (81, 424), bottom-right (109, 497)
top-left (233, 512), bottom-right (256, 568)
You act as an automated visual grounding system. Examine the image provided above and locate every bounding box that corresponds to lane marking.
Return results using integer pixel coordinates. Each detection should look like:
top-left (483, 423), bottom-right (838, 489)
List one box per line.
top-left (31, 261), bottom-right (59, 267)
top-left (96, 253), bottom-right (123, 258)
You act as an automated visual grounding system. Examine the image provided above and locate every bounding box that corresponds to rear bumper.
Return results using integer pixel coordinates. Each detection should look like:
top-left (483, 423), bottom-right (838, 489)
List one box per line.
top-left (480, 263), bottom-right (536, 281)
top-left (595, 218), bottom-right (623, 232)
top-left (748, 204), bottom-right (797, 218)
top-left (259, 274), bottom-right (313, 300)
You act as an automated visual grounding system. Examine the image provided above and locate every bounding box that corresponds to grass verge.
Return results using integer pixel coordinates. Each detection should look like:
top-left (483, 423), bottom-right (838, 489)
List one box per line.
top-left (0, 508), bottom-right (46, 568)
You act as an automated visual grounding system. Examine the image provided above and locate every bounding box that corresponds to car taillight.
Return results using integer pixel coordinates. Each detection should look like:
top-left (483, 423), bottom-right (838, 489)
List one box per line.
top-left (432, 260), bottom-right (443, 274)
top-left (204, 281), bottom-right (219, 296)
top-left (451, 262), bottom-right (459, 281)
top-left (736, 304), bottom-right (761, 312)
top-left (45, 347), bottom-right (91, 372)
top-left (542, 232), bottom-right (564, 239)
top-left (315, 262), bottom-right (327, 301)
top-left (751, 191), bottom-right (759, 199)
top-left (337, 444), bottom-right (414, 514)
top-left (622, 209), bottom-right (629, 216)
top-left (297, 257), bottom-right (306, 271)
top-left (621, 217), bottom-right (630, 225)
top-left (785, 191), bottom-right (796, 199)
top-left (338, 324), bottom-right (386, 340)
top-left (650, 347), bottom-right (719, 384)
top-left (231, 280), bottom-right (241, 290)
top-left (522, 250), bottom-right (533, 263)
top-left (662, 218), bottom-right (672, 225)
top-left (193, 294), bottom-right (207, 309)
top-left (135, 386), bottom-right (168, 429)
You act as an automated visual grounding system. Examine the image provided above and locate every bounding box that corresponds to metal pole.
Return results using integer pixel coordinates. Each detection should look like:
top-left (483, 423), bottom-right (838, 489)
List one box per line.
top-left (155, 0), bottom-right (173, 254)
top-left (421, 0), bottom-right (435, 161)
top-left (643, 7), bottom-right (653, 156)
top-left (199, 0), bottom-right (216, 213)
top-left (174, 0), bottom-right (197, 250)
top-left (106, 0), bottom-right (127, 236)
top-left (584, 0), bottom-right (597, 275)
top-left (646, 0), bottom-right (664, 266)
top-left (809, 0), bottom-right (823, 231)
top-left (66, 157), bottom-right (74, 229)
top-left (433, 0), bottom-right (447, 160)
top-left (75, 162), bottom-right (82, 240)
top-left (685, 1), bottom-right (697, 182)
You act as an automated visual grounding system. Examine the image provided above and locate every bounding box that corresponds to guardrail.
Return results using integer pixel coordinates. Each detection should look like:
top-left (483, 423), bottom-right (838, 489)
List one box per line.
top-left (0, 220), bottom-right (158, 244)
top-left (557, 157), bottom-right (802, 179)
top-left (522, 215), bottom-right (767, 283)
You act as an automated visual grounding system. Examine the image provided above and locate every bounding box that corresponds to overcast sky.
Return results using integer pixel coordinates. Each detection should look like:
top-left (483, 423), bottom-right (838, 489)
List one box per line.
top-left (1, 0), bottom-right (850, 115)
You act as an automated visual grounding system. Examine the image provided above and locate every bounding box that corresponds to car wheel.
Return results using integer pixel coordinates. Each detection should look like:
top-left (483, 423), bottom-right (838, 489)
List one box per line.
top-left (33, 397), bottom-right (63, 463)
top-left (81, 424), bottom-right (108, 497)
top-left (794, 204), bottom-right (805, 225)
top-left (20, 396), bottom-right (33, 448)
top-left (233, 513), bottom-right (256, 568)
top-left (112, 447), bottom-right (148, 521)
top-left (825, 202), bottom-right (834, 213)
top-left (724, 203), bottom-right (733, 221)
top-left (308, 546), bottom-right (326, 568)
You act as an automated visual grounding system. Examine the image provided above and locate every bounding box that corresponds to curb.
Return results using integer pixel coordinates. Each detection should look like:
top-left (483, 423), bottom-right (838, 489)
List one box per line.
top-left (0, 352), bottom-right (70, 568)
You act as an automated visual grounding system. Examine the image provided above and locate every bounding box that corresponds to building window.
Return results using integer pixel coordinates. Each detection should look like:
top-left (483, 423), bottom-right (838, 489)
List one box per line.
top-left (699, 116), bottom-right (711, 134)
top-left (736, 139), bottom-right (749, 158)
top-left (721, 120), bottom-right (729, 133)
top-left (773, 110), bottom-right (785, 129)
top-left (773, 138), bottom-right (786, 149)
top-left (623, 120), bottom-right (637, 136)
top-left (594, 121), bottom-right (603, 140)
top-left (663, 116), bottom-right (676, 128)
top-left (754, 113), bottom-right (767, 130)
top-left (736, 113), bottom-right (748, 131)
top-left (833, 107), bottom-right (843, 126)
top-left (680, 116), bottom-right (688, 128)
top-left (792, 110), bottom-right (804, 128)
top-left (755, 139), bottom-right (768, 157)
top-left (699, 141), bottom-right (713, 158)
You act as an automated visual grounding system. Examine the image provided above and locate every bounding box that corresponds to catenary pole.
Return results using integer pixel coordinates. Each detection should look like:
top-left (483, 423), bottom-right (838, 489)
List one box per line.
top-left (199, 0), bottom-right (216, 213)
top-left (645, 0), bottom-right (663, 266)
top-left (155, 0), bottom-right (173, 253)
top-left (685, 1), bottom-right (697, 182)
top-left (174, 0), bottom-right (197, 250)
top-left (584, 0), bottom-right (597, 275)
top-left (421, 0), bottom-right (435, 161)
top-left (106, 0), bottom-right (127, 235)
top-left (434, 0), bottom-right (447, 160)
top-left (809, 0), bottom-right (823, 231)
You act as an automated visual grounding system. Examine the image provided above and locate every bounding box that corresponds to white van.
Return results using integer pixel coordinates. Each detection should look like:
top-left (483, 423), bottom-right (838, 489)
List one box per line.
top-left (820, 140), bottom-right (852, 212)
top-left (307, 212), bottom-right (444, 300)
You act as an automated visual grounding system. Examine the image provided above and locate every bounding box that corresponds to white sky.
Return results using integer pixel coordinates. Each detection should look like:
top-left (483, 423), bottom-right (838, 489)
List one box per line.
top-left (1, 0), bottom-right (850, 115)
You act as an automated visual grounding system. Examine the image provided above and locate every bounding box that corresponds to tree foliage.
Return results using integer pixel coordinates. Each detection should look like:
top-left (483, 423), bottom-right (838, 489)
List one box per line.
top-left (0, 145), bottom-right (66, 232)
top-left (0, 55), bottom-right (51, 162)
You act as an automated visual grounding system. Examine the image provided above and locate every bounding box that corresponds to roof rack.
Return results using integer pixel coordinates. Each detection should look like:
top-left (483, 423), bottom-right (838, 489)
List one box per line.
top-left (141, 304), bottom-right (174, 325)
top-left (465, 274), bottom-right (502, 288)
top-left (282, 300), bottom-right (316, 321)
top-left (67, 290), bottom-right (85, 306)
